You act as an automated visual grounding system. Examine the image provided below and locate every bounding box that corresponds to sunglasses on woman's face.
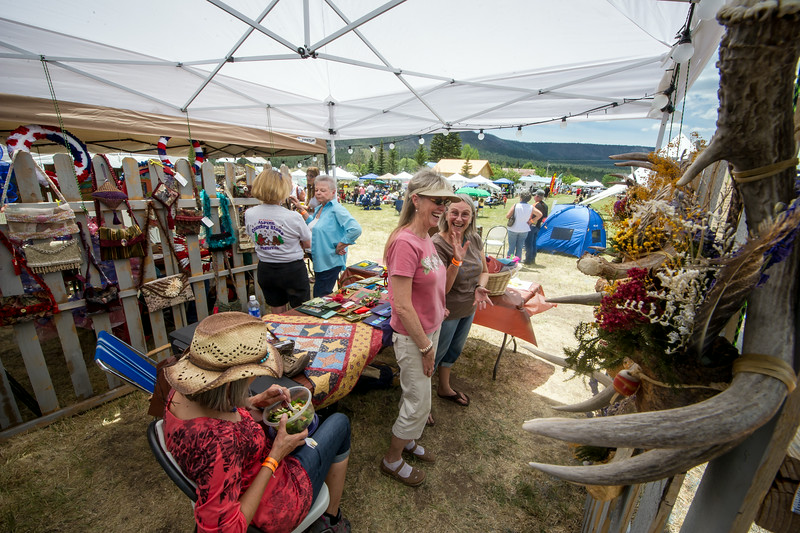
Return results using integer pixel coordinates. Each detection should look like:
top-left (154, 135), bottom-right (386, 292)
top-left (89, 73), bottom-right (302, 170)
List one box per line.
top-left (422, 196), bottom-right (451, 206)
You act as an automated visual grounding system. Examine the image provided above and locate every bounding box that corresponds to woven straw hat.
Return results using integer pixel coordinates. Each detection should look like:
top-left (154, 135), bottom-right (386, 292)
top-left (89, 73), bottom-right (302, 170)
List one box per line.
top-left (165, 312), bottom-right (282, 395)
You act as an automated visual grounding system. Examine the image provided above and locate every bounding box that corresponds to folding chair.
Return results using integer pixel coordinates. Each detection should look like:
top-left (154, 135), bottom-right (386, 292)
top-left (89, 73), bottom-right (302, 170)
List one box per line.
top-left (483, 225), bottom-right (508, 258)
top-left (94, 330), bottom-right (166, 394)
top-left (147, 419), bottom-right (330, 533)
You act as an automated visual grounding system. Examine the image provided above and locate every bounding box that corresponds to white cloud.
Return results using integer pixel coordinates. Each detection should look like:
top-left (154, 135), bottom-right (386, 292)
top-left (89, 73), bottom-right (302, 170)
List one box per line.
top-left (700, 107), bottom-right (718, 120)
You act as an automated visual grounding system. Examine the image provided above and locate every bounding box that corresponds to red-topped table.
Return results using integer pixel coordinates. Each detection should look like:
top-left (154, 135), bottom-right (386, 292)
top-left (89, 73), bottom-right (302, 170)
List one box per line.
top-left (473, 282), bottom-right (554, 379)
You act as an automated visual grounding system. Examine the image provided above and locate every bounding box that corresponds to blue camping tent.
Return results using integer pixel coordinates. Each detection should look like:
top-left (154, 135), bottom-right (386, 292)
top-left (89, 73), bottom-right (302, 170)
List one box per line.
top-left (536, 204), bottom-right (606, 257)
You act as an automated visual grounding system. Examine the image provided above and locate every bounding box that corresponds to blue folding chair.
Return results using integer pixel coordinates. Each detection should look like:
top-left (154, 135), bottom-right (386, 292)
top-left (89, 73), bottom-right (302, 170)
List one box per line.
top-left (94, 330), bottom-right (165, 394)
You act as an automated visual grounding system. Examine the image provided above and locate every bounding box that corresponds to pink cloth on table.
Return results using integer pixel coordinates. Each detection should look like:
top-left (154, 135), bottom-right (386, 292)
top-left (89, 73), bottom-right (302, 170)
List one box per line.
top-left (473, 282), bottom-right (554, 345)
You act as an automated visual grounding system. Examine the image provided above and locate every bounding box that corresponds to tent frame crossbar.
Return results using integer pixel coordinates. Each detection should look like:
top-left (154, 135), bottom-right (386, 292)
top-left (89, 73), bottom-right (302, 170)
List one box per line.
top-left (182, 1), bottom-right (279, 111)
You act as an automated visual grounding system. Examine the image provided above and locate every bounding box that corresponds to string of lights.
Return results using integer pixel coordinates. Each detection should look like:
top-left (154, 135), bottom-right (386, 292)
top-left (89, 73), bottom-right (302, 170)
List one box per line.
top-left (338, 91), bottom-right (664, 154)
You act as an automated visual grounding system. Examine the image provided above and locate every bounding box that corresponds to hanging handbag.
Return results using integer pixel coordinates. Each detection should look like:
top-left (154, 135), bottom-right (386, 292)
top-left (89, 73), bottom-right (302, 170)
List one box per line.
top-left (201, 188), bottom-right (236, 251)
top-left (175, 171), bottom-right (204, 235)
top-left (91, 158), bottom-right (146, 261)
top-left (237, 226), bottom-right (255, 253)
top-left (23, 238), bottom-right (82, 274)
top-left (90, 156), bottom-right (127, 224)
top-left (76, 221), bottom-right (121, 314)
top-left (151, 180), bottom-right (181, 230)
top-left (137, 203), bottom-right (195, 313)
top-left (176, 209), bottom-right (204, 235)
top-left (2, 154), bottom-right (79, 240)
top-left (152, 181), bottom-right (179, 209)
top-left (97, 223), bottom-right (146, 260)
top-left (223, 183), bottom-right (254, 253)
top-left (507, 206), bottom-right (516, 227)
top-left (0, 229), bottom-right (59, 326)
top-left (139, 273), bottom-right (194, 312)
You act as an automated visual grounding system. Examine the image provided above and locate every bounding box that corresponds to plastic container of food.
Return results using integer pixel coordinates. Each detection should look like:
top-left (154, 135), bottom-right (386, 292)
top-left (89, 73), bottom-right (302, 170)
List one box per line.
top-left (263, 386), bottom-right (315, 435)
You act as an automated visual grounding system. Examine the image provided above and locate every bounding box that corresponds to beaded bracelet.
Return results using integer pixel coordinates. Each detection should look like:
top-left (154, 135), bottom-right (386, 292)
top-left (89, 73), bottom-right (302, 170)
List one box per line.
top-left (262, 457), bottom-right (279, 473)
top-left (420, 341), bottom-right (434, 355)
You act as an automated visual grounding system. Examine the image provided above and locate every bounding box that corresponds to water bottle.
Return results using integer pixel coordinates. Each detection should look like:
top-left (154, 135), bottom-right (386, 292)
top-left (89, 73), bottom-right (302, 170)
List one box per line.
top-left (248, 295), bottom-right (261, 318)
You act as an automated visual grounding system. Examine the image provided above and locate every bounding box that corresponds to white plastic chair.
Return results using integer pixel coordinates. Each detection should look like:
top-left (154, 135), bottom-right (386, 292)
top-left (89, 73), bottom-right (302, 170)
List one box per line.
top-left (483, 225), bottom-right (508, 258)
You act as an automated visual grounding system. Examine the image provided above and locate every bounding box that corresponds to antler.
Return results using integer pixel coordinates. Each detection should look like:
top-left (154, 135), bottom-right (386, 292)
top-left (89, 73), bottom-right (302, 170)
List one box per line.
top-left (524, 0), bottom-right (800, 486)
top-left (529, 441), bottom-right (742, 486)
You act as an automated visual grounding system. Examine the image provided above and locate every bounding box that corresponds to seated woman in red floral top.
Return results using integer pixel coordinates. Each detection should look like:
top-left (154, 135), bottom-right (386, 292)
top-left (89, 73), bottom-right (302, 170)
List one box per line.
top-left (164, 312), bottom-right (352, 533)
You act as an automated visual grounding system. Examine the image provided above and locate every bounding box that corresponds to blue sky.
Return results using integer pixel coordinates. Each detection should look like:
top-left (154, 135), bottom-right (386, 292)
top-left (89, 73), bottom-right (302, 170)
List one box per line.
top-left (493, 52), bottom-right (721, 148)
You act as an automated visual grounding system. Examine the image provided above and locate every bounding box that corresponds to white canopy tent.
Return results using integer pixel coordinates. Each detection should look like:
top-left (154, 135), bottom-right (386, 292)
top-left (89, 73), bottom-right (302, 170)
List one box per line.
top-left (394, 171), bottom-right (413, 183)
top-left (0, 1), bottom-right (722, 144)
top-left (465, 176), bottom-right (500, 191)
top-left (586, 180), bottom-right (606, 188)
top-left (519, 175), bottom-right (550, 185)
top-left (571, 180), bottom-right (588, 187)
top-left (332, 166), bottom-right (357, 179)
top-left (446, 174), bottom-right (468, 188)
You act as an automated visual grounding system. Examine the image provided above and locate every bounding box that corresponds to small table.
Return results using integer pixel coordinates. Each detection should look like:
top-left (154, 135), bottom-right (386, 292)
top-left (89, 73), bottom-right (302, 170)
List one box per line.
top-left (473, 282), bottom-right (554, 379)
top-left (169, 313), bottom-right (384, 409)
top-left (261, 313), bottom-right (383, 408)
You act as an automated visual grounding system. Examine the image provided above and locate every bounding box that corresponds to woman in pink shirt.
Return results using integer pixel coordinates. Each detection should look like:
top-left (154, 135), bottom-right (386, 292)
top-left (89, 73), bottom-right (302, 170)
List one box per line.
top-left (380, 169), bottom-right (458, 487)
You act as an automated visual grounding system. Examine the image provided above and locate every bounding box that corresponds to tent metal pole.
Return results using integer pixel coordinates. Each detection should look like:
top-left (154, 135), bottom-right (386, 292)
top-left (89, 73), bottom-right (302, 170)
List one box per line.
top-left (309, 0), bottom-right (407, 52)
top-left (329, 102), bottom-right (336, 178)
top-left (182, 1), bottom-right (278, 111)
top-left (654, 110), bottom-right (671, 151)
top-left (206, 0), bottom-right (296, 52)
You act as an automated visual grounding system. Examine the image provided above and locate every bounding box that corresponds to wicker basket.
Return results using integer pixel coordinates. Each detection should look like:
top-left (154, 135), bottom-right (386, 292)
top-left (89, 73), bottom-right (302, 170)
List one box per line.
top-left (485, 266), bottom-right (517, 296)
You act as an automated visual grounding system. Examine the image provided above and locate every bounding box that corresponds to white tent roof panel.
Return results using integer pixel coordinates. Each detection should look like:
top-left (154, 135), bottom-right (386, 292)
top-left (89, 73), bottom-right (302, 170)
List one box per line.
top-left (0, 1), bottom-right (722, 141)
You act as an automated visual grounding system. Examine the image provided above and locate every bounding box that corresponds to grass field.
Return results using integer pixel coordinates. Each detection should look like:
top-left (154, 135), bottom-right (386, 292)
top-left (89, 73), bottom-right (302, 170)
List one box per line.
top-left (0, 193), bottom-right (607, 532)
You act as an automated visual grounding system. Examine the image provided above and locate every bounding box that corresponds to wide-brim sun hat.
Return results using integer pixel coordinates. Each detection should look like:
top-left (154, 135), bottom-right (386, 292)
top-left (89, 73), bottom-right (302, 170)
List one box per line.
top-left (534, 189), bottom-right (546, 196)
top-left (165, 312), bottom-right (282, 395)
top-left (413, 183), bottom-right (460, 200)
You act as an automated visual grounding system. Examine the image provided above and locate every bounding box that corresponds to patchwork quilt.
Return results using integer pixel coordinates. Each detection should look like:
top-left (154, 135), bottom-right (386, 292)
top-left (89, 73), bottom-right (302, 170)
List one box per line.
top-left (263, 314), bottom-right (382, 408)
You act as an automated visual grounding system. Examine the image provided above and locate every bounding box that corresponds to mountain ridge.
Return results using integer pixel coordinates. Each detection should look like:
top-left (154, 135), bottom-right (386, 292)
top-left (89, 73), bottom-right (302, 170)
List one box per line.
top-left (335, 131), bottom-right (653, 169)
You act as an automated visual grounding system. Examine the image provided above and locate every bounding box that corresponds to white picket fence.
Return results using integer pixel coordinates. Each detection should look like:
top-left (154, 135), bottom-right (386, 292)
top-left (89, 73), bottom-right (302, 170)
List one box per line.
top-left (0, 151), bottom-right (264, 439)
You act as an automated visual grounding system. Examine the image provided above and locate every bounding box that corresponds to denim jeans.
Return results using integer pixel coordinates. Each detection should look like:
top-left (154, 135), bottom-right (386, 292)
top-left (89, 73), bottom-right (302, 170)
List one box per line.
top-left (293, 412), bottom-right (351, 500)
top-left (313, 266), bottom-right (343, 297)
top-left (507, 230), bottom-right (528, 259)
top-left (525, 225), bottom-right (540, 264)
top-left (435, 312), bottom-right (476, 369)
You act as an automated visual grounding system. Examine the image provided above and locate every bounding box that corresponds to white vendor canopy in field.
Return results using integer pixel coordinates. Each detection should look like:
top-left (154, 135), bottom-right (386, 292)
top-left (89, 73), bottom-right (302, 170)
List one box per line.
top-left (0, 0), bottom-right (722, 141)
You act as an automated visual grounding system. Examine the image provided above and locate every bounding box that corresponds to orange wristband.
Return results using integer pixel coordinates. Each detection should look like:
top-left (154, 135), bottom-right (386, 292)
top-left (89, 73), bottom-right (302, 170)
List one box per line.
top-left (451, 257), bottom-right (463, 267)
top-left (262, 457), bottom-right (279, 473)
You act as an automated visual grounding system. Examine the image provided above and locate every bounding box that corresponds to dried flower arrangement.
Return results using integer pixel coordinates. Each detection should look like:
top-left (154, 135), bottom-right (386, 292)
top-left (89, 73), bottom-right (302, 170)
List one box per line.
top-left (565, 147), bottom-right (800, 409)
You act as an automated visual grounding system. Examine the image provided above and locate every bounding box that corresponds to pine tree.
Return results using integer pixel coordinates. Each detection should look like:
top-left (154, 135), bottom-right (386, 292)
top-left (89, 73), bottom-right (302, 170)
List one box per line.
top-left (444, 133), bottom-right (462, 158)
top-left (388, 147), bottom-right (398, 174)
top-left (461, 158), bottom-right (472, 177)
top-left (414, 144), bottom-right (427, 167)
top-left (367, 154), bottom-right (375, 174)
top-left (428, 134), bottom-right (447, 162)
top-left (376, 142), bottom-right (386, 174)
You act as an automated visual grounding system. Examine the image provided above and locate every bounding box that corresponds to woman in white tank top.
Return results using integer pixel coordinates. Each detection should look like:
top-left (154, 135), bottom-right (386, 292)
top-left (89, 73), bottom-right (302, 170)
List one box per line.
top-left (505, 191), bottom-right (533, 259)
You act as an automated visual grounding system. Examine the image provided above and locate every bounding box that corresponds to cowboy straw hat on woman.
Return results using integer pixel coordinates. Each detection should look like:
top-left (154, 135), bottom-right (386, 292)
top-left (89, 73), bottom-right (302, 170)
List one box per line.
top-left (165, 312), bottom-right (282, 395)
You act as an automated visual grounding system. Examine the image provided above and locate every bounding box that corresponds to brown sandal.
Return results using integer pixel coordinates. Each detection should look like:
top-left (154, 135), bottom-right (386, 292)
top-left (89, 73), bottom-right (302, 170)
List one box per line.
top-left (380, 459), bottom-right (426, 487)
top-left (403, 442), bottom-right (436, 463)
